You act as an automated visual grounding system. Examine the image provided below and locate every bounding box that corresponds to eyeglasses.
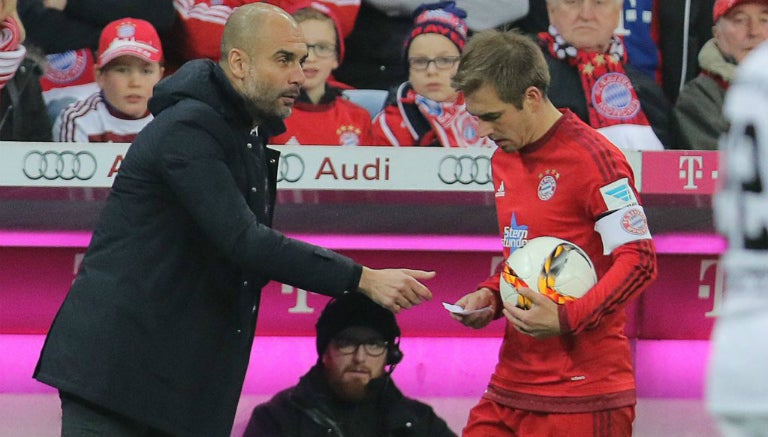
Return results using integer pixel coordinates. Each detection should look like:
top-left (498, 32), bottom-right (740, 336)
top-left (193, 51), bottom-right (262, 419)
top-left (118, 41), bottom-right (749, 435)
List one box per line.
top-left (333, 338), bottom-right (389, 357)
top-left (408, 56), bottom-right (460, 71)
top-left (306, 43), bottom-right (337, 59)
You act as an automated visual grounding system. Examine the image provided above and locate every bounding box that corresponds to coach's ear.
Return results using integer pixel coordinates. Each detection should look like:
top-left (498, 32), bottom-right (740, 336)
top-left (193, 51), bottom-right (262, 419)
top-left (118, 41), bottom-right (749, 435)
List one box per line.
top-left (226, 48), bottom-right (249, 81)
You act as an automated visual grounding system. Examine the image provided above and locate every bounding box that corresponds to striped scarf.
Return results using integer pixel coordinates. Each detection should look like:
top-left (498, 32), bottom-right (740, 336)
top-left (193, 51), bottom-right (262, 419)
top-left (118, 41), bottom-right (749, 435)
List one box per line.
top-left (0, 15), bottom-right (26, 90)
top-left (538, 25), bottom-right (650, 130)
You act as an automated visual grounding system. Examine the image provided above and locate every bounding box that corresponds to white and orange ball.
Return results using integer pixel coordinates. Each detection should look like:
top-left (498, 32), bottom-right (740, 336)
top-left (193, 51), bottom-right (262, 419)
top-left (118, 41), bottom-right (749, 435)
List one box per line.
top-left (500, 237), bottom-right (597, 309)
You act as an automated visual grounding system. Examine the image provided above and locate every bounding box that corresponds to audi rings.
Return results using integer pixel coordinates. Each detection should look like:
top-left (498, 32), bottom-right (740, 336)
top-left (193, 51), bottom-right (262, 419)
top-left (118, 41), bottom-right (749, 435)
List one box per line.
top-left (277, 153), bottom-right (305, 183)
top-left (438, 155), bottom-right (492, 185)
top-left (23, 150), bottom-right (98, 181)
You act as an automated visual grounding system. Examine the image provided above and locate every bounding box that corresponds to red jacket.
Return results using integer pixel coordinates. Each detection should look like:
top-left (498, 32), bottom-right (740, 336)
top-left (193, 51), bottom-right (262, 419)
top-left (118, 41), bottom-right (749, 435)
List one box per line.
top-left (270, 87), bottom-right (373, 146)
top-left (170, 0), bottom-right (359, 62)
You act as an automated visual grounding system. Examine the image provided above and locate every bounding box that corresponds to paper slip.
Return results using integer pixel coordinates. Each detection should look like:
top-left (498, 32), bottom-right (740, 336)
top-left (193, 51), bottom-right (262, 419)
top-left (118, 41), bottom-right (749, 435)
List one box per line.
top-left (442, 302), bottom-right (492, 315)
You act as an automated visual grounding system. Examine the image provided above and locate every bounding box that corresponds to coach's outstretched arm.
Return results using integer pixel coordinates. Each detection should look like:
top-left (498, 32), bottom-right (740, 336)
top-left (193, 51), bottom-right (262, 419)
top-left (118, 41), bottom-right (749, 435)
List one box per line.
top-left (357, 267), bottom-right (435, 313)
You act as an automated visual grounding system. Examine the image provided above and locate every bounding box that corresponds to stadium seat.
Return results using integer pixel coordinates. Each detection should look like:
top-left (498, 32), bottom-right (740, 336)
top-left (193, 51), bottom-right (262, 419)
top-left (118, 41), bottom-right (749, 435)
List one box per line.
top-left (342, 89), bottom-right (389, 119)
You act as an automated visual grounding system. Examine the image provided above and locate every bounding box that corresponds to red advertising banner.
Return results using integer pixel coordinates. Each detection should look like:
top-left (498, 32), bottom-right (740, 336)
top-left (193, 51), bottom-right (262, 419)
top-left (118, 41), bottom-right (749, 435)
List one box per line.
top-left (0, 246), bottom-right (722, 340)
top-left (640, 150), bottom-right (720, 195)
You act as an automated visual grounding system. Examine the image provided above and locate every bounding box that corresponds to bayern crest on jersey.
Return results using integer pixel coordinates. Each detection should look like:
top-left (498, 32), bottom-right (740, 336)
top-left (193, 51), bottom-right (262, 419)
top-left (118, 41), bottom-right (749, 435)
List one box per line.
top-left (337, 125), bottom-right (362, 146)
top-left (537, 170), bottom-right (560, 201)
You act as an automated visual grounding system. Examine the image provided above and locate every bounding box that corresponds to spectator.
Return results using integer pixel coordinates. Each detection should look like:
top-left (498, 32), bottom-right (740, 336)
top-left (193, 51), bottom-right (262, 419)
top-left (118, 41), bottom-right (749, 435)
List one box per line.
top-left (269, 2), bottom-right (373, 146)
top-left (707, 40), bottom-right (768, 437)
top-left (673, 0), bottom-right (768, 150)
top-left (0, 0), bottom-right (50, 141)
top-left (243, 293), bottom-right (456, 436)
top-left (370, 1), bottom-right (495, 147)
top-left (334, 0), bottom-right (529, 91)
top-left (513, 1), bottom-right (716, 105)
top-left (18, 0), bottom-right (175, 120)
top-left (537, 0), bottom-right (672, 150)
top-left (52, 17), bottom-right (164, 142)
top-left (450, 29), bottom-right (657, 436)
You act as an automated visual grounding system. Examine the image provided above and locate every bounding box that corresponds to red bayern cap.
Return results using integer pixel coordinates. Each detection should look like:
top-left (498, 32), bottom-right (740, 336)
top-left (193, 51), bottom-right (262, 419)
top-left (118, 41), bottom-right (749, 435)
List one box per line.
top-left (713, 0), bottom-right (768, 22)
top-left (97, 18), bottom-right (163, 68)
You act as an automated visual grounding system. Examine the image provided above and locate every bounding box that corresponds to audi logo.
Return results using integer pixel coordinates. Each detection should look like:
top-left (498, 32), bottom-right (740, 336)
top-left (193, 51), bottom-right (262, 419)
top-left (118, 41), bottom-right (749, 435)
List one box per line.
top-left (438, 155), bottom-right (492, 185)
top-left (23, 150), bottom-right (98, 181)
top-left (277, 153), bottom-right (305, 183)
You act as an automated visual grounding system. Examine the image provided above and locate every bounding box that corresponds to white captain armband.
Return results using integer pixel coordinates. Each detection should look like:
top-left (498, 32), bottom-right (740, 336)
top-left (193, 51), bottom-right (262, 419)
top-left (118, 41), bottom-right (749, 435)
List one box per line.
top-left (594, 205), bottom-right (652, 255)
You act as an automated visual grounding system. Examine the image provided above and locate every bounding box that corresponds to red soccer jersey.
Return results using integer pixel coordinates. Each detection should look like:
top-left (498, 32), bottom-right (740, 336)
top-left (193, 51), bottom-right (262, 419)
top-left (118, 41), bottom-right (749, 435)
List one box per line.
top-left (477, 110), bottom-right (657, 413)
top-left (269, 94), bottom-right (373, 146)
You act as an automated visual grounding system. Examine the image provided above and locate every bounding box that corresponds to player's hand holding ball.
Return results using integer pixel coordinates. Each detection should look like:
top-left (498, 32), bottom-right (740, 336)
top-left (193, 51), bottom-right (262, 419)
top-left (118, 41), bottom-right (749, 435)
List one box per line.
top-left (503, 286), bottom-right (561, 339)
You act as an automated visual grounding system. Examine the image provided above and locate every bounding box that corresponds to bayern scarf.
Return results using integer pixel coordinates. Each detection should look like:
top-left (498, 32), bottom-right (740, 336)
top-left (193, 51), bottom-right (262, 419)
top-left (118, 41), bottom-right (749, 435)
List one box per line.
top-left (538, 25), bottom-right (651, 130)
top-left (404, 87), bottom-right (494, 148)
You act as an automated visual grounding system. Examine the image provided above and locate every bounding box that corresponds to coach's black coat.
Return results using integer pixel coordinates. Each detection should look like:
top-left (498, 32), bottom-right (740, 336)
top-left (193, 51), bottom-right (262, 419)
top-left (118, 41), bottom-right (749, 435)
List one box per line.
top-left (34, 59), bottom-right (362, 437)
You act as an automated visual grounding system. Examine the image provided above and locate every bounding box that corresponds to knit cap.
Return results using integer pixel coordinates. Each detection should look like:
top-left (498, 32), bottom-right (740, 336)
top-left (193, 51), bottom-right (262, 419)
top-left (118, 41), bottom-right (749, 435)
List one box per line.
top-left (403, 1), bottom-right (468, 58)
top-left (315, 293), bottom-right (400, 356)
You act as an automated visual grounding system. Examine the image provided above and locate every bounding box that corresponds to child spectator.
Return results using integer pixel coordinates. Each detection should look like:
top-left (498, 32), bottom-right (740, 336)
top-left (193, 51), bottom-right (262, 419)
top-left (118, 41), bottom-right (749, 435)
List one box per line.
top-left (333, 1), bottom-right (529, 91)
top-left (269, 2), bottom-right (373, 146)
top-left (370, 1), bottom-right (495, 147)
top-left (18, 0), bottom-right (175, 122)
top-left (53, 17), bottom-right (164, 142)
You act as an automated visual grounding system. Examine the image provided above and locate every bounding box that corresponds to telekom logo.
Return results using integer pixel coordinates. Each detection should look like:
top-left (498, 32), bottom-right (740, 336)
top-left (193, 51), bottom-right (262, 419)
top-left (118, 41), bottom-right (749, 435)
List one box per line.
top-left (679, 156), bottom-right (704, 190)
top-left (640, 151), bottom-right (719, 194)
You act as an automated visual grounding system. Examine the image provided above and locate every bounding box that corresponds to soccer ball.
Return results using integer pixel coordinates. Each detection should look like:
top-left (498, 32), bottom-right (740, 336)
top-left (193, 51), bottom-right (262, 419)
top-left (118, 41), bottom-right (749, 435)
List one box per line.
top-left (500, 237), bottom-right (597, 309)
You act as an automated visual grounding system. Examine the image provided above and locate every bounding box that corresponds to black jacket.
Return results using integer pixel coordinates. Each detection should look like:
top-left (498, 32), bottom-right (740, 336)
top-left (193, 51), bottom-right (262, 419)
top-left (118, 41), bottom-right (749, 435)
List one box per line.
top-left (542, 50), bottom-right (673, 148)
top-left (19, 0), bottom-right (175, 53)
top-left (34, 59), bottom-right (362, 437)
top-left (0, 56), bottom-right (51, 141)
top-left (244, 365), bottom-right (457, 437)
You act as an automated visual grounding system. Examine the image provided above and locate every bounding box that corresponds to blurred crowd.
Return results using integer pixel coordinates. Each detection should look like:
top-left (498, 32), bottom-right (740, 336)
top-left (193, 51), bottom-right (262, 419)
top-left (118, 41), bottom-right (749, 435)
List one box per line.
top-left (3, 0), bottom-right (765, 149)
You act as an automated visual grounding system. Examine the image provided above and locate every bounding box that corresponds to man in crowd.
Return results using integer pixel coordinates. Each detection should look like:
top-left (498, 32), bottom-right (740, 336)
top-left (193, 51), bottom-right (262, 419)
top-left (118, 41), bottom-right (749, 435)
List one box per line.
top-left (538, 0), bottom-right (671, 150)
top-left (674, 0), bottom-right (768, 150)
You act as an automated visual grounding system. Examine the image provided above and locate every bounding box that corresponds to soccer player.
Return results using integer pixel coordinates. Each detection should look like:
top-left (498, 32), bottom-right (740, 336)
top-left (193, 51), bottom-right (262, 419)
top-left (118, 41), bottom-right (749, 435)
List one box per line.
top-left (707, 40), bottom-right (768, 436)
top-left (449, 30), bottom-right (657, 436)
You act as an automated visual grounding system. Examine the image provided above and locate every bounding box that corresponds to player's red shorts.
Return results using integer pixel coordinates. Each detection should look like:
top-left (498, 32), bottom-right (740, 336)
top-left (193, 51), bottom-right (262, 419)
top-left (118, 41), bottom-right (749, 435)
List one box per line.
top-left (462, 397), bottom-right (635, 437)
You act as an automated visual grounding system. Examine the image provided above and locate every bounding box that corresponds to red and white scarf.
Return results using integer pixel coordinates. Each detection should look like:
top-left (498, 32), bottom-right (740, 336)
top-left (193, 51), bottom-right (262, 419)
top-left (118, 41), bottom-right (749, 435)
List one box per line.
top-left (0, 15), bottom-right (26, 90)
top-left (403, 88), bottom-right (495, 148)
top-left (538, 25), bottom-right (650, 130)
